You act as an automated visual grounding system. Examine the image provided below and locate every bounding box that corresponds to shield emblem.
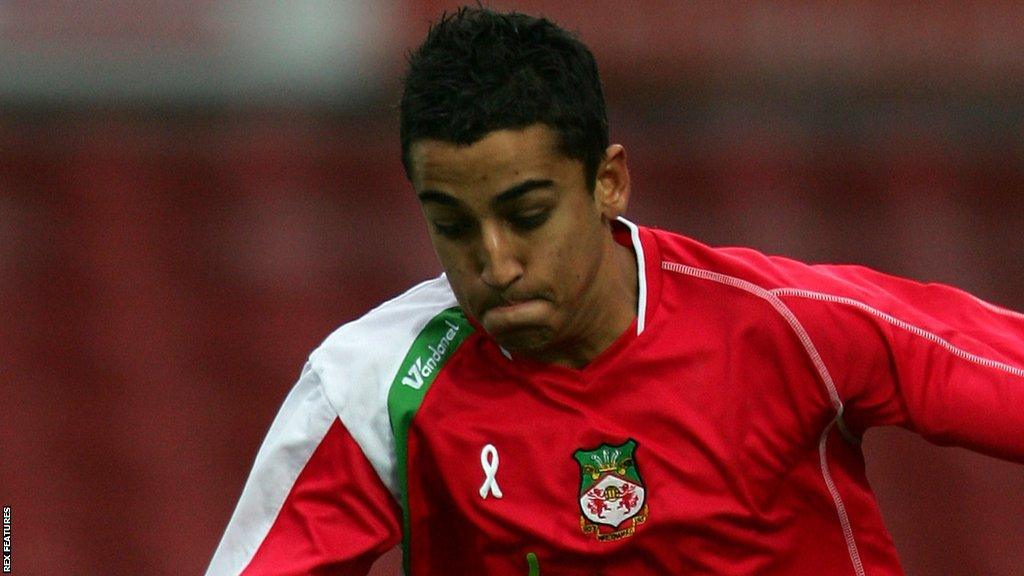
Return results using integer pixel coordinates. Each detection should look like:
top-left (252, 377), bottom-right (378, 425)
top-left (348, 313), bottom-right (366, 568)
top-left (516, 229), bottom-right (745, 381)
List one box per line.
top-left (573, 439), bottom-right (648, 541)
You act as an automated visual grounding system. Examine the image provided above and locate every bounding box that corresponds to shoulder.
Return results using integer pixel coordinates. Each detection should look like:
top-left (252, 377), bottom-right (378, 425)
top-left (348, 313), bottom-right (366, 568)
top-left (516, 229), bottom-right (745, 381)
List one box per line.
top-left (306, 274), bottom-right (460, 495)
top-left (311, 275), bottom-right (458, 374)
top-left (310, 274), bottom-right (460, 405)
top-left (646, 225), bottom-right (873, 298)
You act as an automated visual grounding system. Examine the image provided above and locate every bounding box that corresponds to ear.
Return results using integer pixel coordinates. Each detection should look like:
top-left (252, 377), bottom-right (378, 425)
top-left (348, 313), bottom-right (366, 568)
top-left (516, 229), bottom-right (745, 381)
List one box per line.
top-left (594, 144), bottom-right (630, 222)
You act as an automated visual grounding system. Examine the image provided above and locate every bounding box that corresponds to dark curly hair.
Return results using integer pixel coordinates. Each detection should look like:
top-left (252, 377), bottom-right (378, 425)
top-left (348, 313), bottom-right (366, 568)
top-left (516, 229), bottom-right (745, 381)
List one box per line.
top-left (400, 7), bottom-right (609, 190)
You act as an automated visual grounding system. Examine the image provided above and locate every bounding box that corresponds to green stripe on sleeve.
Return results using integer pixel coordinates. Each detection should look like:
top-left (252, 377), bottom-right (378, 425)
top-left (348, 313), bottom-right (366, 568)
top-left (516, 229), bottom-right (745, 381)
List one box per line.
top-left (387, 306), bottom-right (474, 575)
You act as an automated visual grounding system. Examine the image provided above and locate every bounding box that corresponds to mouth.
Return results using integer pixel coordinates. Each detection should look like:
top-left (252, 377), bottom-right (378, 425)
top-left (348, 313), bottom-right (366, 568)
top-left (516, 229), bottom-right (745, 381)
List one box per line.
top-left (490, 298), bottom-right (535, 311)
top-left (484, 292), bottom-right (546, 312)
top-left (480, 297), bottom-right (549, 330)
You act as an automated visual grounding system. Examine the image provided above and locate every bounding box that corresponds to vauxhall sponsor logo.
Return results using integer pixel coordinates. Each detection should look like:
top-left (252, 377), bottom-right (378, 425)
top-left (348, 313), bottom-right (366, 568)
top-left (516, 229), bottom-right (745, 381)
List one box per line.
top-left (402, 319), bottom-right (462, 389)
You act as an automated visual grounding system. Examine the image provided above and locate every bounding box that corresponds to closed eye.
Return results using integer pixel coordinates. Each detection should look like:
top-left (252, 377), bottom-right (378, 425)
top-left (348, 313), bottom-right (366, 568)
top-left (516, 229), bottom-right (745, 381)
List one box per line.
top-left (508, 209), bottom-right (550, 231)
top-left (432, 219), bottom-right (474, 239)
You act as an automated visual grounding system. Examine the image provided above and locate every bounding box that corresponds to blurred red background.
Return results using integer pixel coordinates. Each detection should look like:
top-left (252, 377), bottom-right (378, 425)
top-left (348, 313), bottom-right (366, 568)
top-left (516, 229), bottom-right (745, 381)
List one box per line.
top-left (1, 2), bottom-right (1022, 575)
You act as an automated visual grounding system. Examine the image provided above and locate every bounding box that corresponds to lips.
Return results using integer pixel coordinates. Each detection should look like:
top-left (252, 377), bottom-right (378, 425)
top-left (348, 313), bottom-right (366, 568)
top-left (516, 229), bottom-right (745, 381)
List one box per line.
top-left (482, 292), bottom-right (545, 313)
top-left (479, 296), bottom-right (549, 332)
top-left (491, 298), bottom-right (534, 311)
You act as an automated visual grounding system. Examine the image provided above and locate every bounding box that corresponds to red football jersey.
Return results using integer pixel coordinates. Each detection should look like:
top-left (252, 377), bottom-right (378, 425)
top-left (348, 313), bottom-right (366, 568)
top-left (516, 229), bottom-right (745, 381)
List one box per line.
top-left (207, 220), bottom-right (1024, 575)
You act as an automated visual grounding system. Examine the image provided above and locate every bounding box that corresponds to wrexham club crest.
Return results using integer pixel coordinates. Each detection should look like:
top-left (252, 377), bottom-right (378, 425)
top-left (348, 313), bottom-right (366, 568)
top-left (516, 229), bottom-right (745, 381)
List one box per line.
top-left (573, 439), bottom-right (648, 542)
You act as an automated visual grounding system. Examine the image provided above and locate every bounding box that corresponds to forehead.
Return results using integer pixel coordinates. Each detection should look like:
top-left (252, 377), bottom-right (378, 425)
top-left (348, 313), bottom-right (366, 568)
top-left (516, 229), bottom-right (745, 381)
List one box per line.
top-left (409, 125), bottom-right (575, 195)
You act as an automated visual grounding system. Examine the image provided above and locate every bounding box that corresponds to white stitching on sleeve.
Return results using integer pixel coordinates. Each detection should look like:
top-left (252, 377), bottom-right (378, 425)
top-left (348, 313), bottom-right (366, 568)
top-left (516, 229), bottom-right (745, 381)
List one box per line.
top-left (772, 288), bottom-right (1024, 379)
top-left (661, 261), bottom-right (865, 576)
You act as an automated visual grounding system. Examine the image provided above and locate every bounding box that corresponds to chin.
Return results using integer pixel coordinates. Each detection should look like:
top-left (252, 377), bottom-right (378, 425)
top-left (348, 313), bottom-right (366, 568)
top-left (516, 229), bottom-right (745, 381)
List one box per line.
top-left (490, 325), bottom-right (556, 355)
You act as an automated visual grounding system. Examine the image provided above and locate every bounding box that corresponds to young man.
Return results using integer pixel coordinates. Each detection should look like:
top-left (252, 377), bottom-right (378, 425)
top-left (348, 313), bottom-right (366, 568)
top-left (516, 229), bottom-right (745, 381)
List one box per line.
top-left (207, 8), bottom-right (1024, 575)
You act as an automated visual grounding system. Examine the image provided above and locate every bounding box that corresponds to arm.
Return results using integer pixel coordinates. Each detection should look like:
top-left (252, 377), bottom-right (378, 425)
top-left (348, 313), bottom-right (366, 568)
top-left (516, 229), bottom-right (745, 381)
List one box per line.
top-left (777, 264), bottom-right (1024, 462)
top-left (205, 364), bottom-right (401, 576)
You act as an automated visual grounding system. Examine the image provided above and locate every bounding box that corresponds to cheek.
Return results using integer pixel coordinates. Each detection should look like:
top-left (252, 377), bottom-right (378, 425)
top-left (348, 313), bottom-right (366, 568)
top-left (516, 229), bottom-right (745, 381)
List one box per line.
top-left (431, 238), bottom-right (470, 272)
top-left (552, 222), bottom-right (604, 290)
top-left (432, 245), bottom-right (480, 298)
top-left (538, 235), bottom-right (587, 292)
top-left (437, 252), bottom-right (467, 283)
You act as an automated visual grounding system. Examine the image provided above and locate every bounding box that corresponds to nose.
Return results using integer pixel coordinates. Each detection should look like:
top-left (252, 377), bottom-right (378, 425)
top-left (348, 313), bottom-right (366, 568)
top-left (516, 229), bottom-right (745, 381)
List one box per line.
top-left (478, 222), bottom-right (523, 290)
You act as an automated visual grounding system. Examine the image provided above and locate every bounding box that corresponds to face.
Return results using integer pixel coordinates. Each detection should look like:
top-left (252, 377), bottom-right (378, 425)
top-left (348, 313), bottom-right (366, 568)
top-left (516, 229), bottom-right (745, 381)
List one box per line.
top-left (409, 124), bottom-right (633, 364)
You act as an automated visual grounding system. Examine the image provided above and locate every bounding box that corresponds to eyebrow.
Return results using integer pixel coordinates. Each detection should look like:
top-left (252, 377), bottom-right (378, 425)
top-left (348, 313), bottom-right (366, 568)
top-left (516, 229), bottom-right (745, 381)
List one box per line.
top-left (417, 179), bottom-right (555, 208)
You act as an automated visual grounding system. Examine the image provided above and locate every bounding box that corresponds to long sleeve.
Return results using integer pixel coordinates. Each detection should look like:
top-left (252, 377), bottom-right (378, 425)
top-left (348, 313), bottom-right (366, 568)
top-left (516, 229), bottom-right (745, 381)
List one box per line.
top-left (205, 364), bottom-right (402, 576)
top-left (776, 264), bottom-right (1024, 462)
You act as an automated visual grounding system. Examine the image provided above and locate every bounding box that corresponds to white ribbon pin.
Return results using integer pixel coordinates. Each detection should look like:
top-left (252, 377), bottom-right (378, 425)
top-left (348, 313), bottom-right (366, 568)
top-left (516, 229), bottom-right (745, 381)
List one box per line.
top-left (479, 444), bottom-right (503, 499)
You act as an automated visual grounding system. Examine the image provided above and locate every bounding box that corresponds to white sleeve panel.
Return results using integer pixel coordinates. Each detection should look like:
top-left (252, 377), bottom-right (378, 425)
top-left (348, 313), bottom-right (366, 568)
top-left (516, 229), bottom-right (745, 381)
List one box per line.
top-left (309, 275), bottom-right (458, 500)
top-left (206, 275), bottom-right (457, 575)
top-left (205, 363), bottom-right (338, 576)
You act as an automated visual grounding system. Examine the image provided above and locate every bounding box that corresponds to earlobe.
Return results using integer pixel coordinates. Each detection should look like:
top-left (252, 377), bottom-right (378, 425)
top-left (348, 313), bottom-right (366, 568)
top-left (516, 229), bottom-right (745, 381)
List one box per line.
top-left (596, 144), bottom-right (630, 220)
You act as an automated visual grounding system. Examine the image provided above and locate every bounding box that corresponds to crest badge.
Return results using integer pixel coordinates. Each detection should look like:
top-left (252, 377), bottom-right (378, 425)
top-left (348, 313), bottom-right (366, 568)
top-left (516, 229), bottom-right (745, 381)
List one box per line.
top-left (573, 439), bottom-right (648, 542)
